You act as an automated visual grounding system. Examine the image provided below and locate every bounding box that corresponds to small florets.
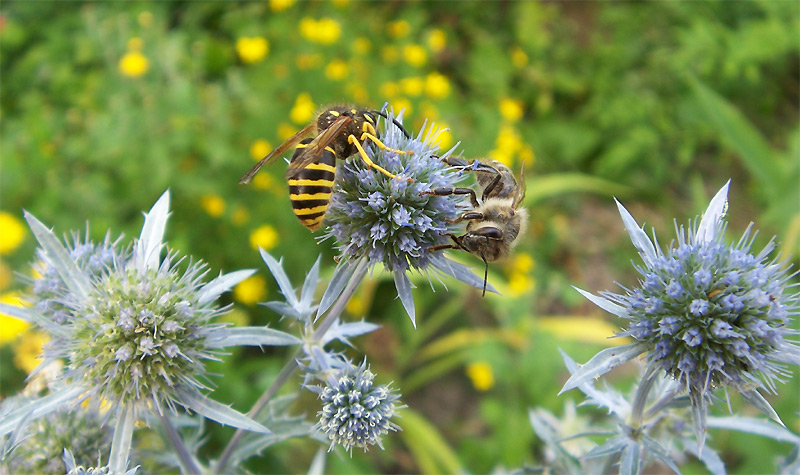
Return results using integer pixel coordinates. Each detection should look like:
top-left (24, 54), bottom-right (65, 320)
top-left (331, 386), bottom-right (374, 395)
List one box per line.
top-left (616, 218), bottom-right (798, 395)
top-left (315, 361), bottom-right (402, 454)
top-left (324, 113), bottom-right (464, 273)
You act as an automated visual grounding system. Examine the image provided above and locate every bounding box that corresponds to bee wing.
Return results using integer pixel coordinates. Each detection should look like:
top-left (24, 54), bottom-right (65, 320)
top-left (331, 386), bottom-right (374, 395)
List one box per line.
top-left (283, 115), bottom-right (353, 179)
top-left (514, 160), bottom-right (527, 208)
top-left (238, 122), bottom-right (317, 184)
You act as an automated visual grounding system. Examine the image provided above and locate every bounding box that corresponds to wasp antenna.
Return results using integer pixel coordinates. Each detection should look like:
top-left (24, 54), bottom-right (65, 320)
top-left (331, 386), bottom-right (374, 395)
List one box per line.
top-left (373, 110), bottom-right (412, 139)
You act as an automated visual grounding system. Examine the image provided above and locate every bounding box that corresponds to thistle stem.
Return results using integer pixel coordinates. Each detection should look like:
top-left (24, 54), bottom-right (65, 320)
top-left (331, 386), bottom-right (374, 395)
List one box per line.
top-left (214, 257), bottom-right (369, 474)
top-left (159, 411), bottom-right (201, 474)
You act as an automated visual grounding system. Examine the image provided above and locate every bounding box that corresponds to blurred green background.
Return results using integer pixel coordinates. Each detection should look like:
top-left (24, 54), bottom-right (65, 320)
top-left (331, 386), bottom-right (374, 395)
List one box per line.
top-left (1, 1), bottom-right (798, 473)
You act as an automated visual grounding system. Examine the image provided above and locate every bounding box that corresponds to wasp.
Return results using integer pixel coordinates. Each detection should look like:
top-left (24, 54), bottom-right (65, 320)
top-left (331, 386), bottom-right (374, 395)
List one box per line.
top-left (423, 157), bottom-right (528, 296)
top-left (239, 105), bottom-right (413, 230)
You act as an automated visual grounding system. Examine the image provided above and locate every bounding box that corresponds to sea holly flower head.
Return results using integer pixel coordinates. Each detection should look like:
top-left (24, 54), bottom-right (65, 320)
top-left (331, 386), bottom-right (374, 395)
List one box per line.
top-left (308, 358), bottom-right (402, 454)
top-left (564, 181), bottom-right (799, 448)
top-left (324, 110), bottom-right (492, 326)
top-left (0, 191), bottom-right (305, 470)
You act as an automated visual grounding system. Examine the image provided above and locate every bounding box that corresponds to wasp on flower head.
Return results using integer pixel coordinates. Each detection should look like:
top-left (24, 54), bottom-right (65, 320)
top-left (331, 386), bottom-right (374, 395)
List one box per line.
top-left (239, 105), bottom-right (414, 230)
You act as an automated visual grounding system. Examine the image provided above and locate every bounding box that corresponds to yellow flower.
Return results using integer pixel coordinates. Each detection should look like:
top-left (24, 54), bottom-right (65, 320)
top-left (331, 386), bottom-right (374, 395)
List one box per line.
top-left (387, 20), bottom-right (411, 38)
top-left (300, 17), bottom-right (341, 44)
top-left (250, 139), bottom-right (272, 160)
top-left (219, 308), bottom-right (250, 327)
top-left (290, 93), bottom-right (316, 124)
top-left (316, 18), bottom-right (342, 44)
top-left (269, 0), bottom-right (295, 12)
top-left (324, 59), bottom-right (349, 81)
top-left (495, 124), bottom-right (523, 159)
top-left (201, 194), bottom-right (225, 218)
top-left (426, 122), bottom-right (453, 150)
top-left (511, 46), bottom-right (528, 68)
top-left (127, 37), bottom-right (144, 51)
top-left (118, 51), bottom-right (149, 77)
top-left (353, 37), bottom-right (371, 55)
top-left (403, 44), bottom-right (427, 67)
top-left (0, 212), bottom-right (26, 255)
top-left (236, 37), bottom-right (269, 64)
top-left (0, 261), bottom-right (11, 291)
top-left (427, 28), bottom-right (447, 53)
top-left (13, 331), bottom-right (48, 373)
top-left (499, 97), bottom-right (524, 122)
top-left (138, 11), bottom-right (153, 28)
top-left (232, 206), bottom-right (250, 226)
top-left (250, 225), bottom-right (279, 250)
top-left (278, 122), bottom-right (298, 140)
top-left (0, 291), bottom-right (29, 344)
top-left (489, 148), bottom-right (512, 167)
top-left (296, 53), bottom-right (322, 70)
top-left (466, 361), bottom-right (495, 391)
top-left (379, 81), bottom-right (400, 98)
top-left (346, 82), bottom-right (369, 104)
top-left (520, 145), bottom-right (536, 166)
top-left (424, 72), bottom-right (451, 99)
top-left (510, 252), bottom-right (534, 274)
top-left (389, 97), bottom-right (412, 117)
top-left (253, 173), bottom-right (276, 191)
top-left (400, 77), bottom-right (424, 97)
top-left (381, 45), bottom-right (399, 63)
top-left (419, 101), bottom-right (440, 121)
top-left (508, 272), bottom-right (535, 297)
top-left (346, 295), bottom-right (367, 316)
top-left (233, 274), bottom-right (268, 305)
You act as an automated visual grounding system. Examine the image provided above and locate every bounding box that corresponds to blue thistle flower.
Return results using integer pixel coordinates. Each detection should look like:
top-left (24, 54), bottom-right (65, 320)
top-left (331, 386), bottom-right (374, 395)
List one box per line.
top-left (0, 192), bottom-right (301, 471)
top-left (569, 181), bottom-right (800, 448)
top-left (323, 110), bottom-right (490, 326)
top-left (310, 359), bottom-right (402, 454)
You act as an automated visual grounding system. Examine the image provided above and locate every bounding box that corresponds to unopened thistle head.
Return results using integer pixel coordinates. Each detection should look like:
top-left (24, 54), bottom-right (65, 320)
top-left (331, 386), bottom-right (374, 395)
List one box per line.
top-left (581, 182), bottom-right (799, 398)
top-left (312, 359), bottom-right (402, 454)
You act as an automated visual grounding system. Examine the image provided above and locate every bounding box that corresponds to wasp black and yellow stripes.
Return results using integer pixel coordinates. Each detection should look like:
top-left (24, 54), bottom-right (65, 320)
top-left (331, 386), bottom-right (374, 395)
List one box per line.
top-left (287, 138), bottom-right (336, 230)
top-left (238, 105), bottom-right (414, 231)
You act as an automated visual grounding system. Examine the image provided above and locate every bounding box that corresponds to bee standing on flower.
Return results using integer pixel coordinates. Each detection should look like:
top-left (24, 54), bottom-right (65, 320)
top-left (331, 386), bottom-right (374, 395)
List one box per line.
top-left (239, 105), bottom-right (414, 230)
top-left (424, 157), bottom-right (528, 295)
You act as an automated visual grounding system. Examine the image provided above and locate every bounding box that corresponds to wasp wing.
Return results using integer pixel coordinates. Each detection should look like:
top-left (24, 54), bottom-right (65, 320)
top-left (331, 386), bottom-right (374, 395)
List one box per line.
top-left (238, 122), bottom-right (317, 184)
top-left (283, 115), bottom-right (353, 179)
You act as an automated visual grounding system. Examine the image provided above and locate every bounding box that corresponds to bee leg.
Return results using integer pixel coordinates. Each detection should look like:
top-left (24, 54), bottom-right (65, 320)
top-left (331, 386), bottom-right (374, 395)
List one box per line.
top-left (481, 172), bottom-right (503, 201)
top-left (429, 233), bottom-right (469, 252)
top-left (447, 211), bottom-right (483, 224)
top-left (421, 187), bottom-right (479, 208)
top-left (347, 135), bottom-right (414, 182)
top-left (480, 255), bottom-right (489, 297)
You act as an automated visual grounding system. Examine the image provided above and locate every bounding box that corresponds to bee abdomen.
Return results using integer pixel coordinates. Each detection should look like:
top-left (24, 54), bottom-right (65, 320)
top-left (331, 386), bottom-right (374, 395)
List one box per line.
top-left (288, 139), bottom-right (337, 230)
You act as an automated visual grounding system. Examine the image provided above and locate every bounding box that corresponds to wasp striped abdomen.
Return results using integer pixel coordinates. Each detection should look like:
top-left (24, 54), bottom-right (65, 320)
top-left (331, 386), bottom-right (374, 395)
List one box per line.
top-left (287, 138), bottom-right (337, 230)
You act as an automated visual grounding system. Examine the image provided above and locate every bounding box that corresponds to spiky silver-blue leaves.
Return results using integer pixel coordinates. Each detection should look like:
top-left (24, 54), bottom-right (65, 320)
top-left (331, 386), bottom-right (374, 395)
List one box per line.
top-left (568, 181), bottom-right (799, 448)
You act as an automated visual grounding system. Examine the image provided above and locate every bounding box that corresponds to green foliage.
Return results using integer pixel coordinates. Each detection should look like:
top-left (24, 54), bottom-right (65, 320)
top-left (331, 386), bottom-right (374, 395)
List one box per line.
top-left (1, 1), bottom-right (797, 473)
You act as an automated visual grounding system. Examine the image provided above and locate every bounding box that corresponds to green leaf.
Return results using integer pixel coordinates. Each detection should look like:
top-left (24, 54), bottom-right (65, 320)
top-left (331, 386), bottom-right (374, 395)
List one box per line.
top-left (524, 173), bottom-right (633, 205)
top-left (688, 76), bottom-right (784, 198)
top-left (399, 408), bottom-right (463, 475)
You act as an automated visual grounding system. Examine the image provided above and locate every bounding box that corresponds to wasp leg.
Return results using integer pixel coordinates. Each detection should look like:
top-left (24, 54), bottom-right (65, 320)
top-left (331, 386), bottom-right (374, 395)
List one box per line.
top-left (421, 186), bottom-right (479, 208)
top-left (347, 135), bottom-right (414, 182)
top-left (360, 132), bottom-right (414, 156)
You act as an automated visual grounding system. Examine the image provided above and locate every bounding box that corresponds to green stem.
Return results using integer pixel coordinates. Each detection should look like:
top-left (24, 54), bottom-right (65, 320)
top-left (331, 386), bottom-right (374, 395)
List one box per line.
top-left (630, 366), bottom-right (659, 431)
top-left (159, 411), bottom-right (201, 474)
top-left (214, 257), bottom-right (369, 474)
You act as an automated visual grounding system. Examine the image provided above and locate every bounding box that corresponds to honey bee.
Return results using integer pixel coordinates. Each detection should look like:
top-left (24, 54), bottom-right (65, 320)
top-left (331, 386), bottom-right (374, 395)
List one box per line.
top-left (424, 157), bottom-right (528, 295)
top-left (239, 105), bottom-right (413, 230)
